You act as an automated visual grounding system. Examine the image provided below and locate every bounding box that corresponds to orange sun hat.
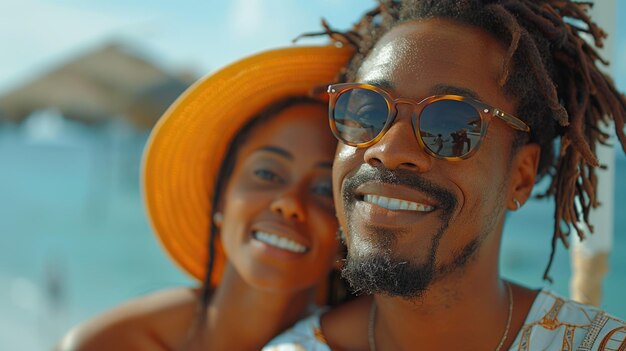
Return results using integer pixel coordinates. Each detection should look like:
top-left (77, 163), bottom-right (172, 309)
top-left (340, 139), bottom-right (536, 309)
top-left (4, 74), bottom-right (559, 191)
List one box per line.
top-left (142, 45), bottom-right (352, 285)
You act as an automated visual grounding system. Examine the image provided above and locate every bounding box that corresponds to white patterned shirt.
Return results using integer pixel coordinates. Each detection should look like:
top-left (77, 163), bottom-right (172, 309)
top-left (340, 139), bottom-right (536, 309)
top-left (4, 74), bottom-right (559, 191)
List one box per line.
top-left (264, 290), bottom-right (626, 350)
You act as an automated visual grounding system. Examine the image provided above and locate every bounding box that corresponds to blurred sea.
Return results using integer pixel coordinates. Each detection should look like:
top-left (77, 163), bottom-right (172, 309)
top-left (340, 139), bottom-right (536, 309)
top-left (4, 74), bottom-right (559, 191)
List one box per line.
top-left (0, 114), bottom-right (625, 350)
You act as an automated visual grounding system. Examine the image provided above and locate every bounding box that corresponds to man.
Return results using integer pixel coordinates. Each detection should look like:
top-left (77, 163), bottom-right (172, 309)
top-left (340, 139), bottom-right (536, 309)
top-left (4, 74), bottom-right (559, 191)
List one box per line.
top-left (431, 133), bottom-right (445, 154)
top-left (265, 1), bottom-right (626, 350)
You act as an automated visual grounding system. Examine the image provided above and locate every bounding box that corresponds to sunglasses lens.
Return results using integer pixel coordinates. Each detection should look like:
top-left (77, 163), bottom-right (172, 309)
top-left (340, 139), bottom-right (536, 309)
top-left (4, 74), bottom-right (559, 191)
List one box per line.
top-left (419, 100), bottom-right (482, 158)
top-left (332, 88), bottom-right (389, 145)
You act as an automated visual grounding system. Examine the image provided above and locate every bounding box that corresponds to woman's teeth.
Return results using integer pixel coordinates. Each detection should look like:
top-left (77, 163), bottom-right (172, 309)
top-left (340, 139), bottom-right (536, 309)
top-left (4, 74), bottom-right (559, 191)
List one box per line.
top-left (253, 231), bottom-right (307, 253)
top-left (364, 194), bottom-right (434, 212)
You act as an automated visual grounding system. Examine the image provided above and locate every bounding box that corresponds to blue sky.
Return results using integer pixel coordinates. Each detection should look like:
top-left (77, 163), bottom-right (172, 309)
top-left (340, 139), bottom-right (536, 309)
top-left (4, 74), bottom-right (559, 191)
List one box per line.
top-left (0, 0), bottom-right (374, 93)
top-left (0, 0), bottom-right (624, 94)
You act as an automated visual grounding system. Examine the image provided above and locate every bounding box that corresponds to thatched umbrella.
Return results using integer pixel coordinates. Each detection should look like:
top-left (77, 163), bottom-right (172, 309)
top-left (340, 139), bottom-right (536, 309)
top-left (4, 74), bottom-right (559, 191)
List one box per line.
top-left (0, 42), bottom-right (194, 129)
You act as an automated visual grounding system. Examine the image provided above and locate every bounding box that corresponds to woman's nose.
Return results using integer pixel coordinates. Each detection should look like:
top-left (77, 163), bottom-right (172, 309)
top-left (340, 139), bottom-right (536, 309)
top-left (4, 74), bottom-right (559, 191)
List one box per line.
top-left (270, 187), bottom-right (306, 222)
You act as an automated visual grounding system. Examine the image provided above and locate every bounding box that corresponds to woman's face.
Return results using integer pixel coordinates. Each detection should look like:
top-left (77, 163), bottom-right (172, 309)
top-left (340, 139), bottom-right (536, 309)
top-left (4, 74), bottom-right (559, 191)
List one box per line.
top-left (219, 103), bottom-right (339, 292)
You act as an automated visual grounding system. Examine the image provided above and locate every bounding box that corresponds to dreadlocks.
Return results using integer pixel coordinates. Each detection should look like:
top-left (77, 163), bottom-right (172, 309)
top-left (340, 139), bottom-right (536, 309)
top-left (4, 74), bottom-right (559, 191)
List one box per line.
top-left (322, 0), bottom-right (626, 282)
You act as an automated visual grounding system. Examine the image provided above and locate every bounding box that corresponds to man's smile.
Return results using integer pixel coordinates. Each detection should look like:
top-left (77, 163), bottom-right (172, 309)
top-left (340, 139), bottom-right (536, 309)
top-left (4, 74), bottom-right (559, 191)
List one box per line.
top-left (362, 194), bottom-right (435, 212)
top-left (347, 183), bottom-right (443, 228)
top-left (354, 182), bottom-right (439, 213)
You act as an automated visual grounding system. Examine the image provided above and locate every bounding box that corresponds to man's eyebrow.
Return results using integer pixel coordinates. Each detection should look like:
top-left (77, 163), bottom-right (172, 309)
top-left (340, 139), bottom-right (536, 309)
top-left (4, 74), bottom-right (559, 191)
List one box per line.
top-left (430, 84), bottom-right (483, 101)
top-left (363, 81), bottom-right (483, 101)
top-left (362, 79), bottom-right (395, 91)
top-left (255, 146), bottom-right (293, 160)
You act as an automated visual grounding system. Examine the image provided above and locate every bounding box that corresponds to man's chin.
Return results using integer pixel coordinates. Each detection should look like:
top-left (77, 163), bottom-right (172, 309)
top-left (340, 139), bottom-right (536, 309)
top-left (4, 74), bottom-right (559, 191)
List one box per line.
top-left (341, 252), bottom-right (434, 299)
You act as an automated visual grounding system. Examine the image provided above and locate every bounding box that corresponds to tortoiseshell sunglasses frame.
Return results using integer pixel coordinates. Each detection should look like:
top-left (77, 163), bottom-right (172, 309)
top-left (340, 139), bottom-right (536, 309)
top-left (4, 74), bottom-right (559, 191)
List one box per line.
top-left (327, 83), bottom-right (530, 161)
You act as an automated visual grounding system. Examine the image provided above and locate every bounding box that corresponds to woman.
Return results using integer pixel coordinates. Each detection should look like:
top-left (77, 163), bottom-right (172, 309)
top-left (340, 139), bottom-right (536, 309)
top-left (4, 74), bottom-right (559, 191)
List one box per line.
top-left (55, 45), bottom-right (352, 350)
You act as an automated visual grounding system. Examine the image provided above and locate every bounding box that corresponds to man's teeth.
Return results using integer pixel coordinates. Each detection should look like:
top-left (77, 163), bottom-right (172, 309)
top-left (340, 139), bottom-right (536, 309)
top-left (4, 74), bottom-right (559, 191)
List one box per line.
top-left (364, 194), bottom-right (434, 212)
top-left (253, 231), bottom-right (307, 253)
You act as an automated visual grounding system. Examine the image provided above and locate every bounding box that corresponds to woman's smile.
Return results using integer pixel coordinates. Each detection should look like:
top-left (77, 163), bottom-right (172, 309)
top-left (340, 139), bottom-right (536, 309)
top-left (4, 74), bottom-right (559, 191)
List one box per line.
top-left (220, 102), bottom-right (339, 291)
top-left (252, 231), bottom-right (308, 254)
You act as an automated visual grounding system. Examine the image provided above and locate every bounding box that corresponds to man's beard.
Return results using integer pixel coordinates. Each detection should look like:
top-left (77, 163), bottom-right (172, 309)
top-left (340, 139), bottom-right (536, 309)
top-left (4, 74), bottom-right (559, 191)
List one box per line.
top-left (341, 226), bottom-right (438, 299)
top-left (341, 225), bottom-right (481, 299)
top-left (339, 164), bottom-right (466, 299)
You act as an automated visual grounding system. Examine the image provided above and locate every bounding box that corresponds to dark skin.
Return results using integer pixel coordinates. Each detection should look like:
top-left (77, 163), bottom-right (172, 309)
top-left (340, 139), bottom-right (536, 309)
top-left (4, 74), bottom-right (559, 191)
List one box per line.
top-left (55, 104), bottom-right (340, 351)
top-left (323, 19), bottom-right (541, 350)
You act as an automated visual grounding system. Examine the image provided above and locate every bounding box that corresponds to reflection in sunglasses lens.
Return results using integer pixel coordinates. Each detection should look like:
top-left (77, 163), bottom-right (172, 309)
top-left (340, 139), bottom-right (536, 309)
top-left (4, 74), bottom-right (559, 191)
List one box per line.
top-left (334, 88), bottom-right (389, 144)
top-left (419, 100), bottom-right (482, 158)
top-left (334, 88), bottom-right (484, 159)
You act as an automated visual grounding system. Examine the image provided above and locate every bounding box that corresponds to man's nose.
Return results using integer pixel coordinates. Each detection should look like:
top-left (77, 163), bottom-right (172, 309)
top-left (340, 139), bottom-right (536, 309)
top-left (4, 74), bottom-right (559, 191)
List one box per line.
top-left (363, 106), bottom-right (433, 172)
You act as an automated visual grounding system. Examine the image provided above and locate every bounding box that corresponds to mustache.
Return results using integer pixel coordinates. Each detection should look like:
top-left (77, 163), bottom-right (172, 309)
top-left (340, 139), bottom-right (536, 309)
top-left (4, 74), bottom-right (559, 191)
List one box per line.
top-left (342, 164), bottom-right (457, 214)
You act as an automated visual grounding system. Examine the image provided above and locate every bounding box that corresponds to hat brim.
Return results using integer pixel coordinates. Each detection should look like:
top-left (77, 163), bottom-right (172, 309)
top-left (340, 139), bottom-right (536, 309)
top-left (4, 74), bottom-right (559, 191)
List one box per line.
top-left (142, 45), bottom-right (352, 283)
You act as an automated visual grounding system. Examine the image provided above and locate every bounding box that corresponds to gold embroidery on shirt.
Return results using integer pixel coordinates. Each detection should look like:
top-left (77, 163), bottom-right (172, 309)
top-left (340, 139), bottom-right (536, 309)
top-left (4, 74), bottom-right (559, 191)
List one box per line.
top-left (313, 327), bottom-right (328, 344)
top-left (577, 311), bottom-right (608, 351)
top-left (562, 325), bottom-right (576, 351)
top-left (540, 297), bottom-right (565, 330)
top-left (597, 326), bottom-right (626, 350)
top-left (518, 325), bottom-right (533, 351)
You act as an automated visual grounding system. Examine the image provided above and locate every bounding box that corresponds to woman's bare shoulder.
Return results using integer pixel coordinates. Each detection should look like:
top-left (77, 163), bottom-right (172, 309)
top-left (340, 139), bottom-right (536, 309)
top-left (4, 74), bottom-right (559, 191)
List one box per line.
top-left (54, 287), bottom-right (203, 351)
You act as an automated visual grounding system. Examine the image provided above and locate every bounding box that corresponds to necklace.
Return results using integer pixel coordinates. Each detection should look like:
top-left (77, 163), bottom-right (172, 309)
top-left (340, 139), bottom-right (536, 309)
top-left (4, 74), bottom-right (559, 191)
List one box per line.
top-left (368, 298), bottom-right (377, 351)
top-left (368, 281), bottom-right (513, 351)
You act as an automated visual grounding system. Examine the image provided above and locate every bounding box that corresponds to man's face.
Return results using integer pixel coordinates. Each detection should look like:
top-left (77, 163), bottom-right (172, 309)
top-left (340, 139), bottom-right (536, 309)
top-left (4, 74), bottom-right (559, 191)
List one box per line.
top-left (333, 18), bottom-right (519, 297)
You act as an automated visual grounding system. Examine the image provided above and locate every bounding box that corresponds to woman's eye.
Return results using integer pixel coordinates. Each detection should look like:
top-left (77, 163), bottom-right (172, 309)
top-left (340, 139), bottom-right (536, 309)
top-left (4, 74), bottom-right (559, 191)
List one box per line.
top-left (253, 169), bottom-right (283, 183)
top-left (311, 182), bottom-right (333, 197)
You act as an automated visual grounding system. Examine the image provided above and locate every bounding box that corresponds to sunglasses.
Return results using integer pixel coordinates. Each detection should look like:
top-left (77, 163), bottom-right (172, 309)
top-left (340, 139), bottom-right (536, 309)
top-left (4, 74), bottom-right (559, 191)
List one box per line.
top-left (327, 83), bottom-right (530, 160)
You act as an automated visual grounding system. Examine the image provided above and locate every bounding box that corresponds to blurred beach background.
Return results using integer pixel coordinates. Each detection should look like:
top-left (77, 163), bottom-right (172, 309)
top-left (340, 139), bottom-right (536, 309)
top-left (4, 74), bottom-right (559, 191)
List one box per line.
top-left (0, 1), bottom-right (624, 350)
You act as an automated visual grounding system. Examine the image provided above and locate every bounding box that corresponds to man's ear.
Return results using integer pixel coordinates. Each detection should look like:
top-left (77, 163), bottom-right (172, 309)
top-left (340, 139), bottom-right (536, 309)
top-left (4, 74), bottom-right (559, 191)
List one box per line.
top-left (507, 142), bottom-right (540, 210)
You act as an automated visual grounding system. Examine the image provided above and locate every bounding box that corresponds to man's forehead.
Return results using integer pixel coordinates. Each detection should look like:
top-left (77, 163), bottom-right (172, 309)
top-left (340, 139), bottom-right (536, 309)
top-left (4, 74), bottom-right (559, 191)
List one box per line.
top-left (357, 19), bottom-right (506, 72)
top-left (355, 40), bottom-right (401, 84)
top-left (354, 19), bottom-right (509, 104)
